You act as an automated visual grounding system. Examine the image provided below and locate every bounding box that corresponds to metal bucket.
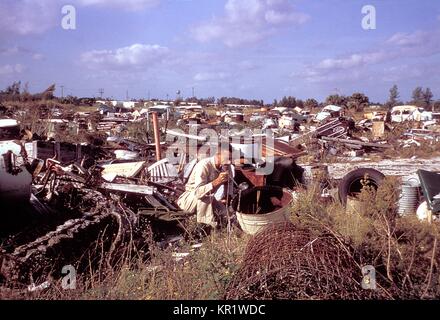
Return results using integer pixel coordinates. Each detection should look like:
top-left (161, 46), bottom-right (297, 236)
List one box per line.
top-left (233, 187), bottom-right (294, 235)
top-left (236, 205), bottom-right (292, 235)
top-left (398, 182), bottom-right (420, 216)
top-left (372, 121), bottom-right (385, 139)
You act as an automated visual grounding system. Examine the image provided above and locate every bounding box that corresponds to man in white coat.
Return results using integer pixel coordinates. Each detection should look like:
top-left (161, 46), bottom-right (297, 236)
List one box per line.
top-left (177, 145), bottom-right (232, 228)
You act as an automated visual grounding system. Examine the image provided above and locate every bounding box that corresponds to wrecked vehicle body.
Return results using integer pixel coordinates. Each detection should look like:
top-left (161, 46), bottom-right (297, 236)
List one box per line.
top-left (0, 119), bottom-right (32, 205)
top-left (391, 105), bottom-right (432, 123)
top-left (416, 170), bottom-right (440, 222)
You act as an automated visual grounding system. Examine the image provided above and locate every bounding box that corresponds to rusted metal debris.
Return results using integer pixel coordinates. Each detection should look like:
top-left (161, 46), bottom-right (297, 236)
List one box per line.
top-left (225, 223), bottom-right (387, 300)
top-left (0, 152), bottom-right (188, 285)
top-left (1, 100), bottom-right (440, 290)
top-left (320, 136), bottom-right (391, 150)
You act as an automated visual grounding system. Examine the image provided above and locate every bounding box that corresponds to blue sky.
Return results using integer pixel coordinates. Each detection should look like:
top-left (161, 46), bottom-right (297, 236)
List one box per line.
top-left (0, 0), bottom-right (439, 103)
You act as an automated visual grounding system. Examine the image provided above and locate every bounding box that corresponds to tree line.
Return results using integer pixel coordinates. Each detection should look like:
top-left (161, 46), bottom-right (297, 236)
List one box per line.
top-left (0, 81), bottom-right (95, 106)
top-left (0, 81), bottom-right (56, 102)
top-left (387, 85), bottom-right (435, 110)
top-left (273, 85), bottom-right (437, 112)
top-left (0, 81), bottom-right (438, 112)
top-left (273, 93), bottom-right (370, 112)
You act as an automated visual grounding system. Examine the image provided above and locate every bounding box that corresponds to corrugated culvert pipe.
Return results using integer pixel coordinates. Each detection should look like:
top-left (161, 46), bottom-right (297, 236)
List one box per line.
top-left (398, 177), bottom-right (421, 216)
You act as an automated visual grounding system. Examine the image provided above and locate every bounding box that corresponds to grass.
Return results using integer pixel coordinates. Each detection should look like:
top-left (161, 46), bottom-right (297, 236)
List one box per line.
top-left (291, 180), bottom-right (440, 298)
top-left (14, 227), bottom-right (249, 300)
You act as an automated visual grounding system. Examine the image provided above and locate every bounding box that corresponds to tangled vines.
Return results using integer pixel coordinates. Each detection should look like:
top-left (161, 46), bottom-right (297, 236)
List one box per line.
top-left (226, 223), bottom-right (386, 300)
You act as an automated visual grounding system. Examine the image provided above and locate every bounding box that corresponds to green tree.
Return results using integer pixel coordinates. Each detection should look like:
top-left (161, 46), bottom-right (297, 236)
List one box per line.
top-left (6, 81), bottom-right (21, 95)
top-left (411, 87), bottom-right (424, 107)
top-left (21, 82), bottom-right (32, 102)
top-left (296, 99), bottom-right (304, 109)
top-left (279, 96), bottom-right (296, 108)
top-left (347, 92), bottom-right (369, 112)
top-left (0, 81), bottom-right (21, 101)
top-left (325, 94), bottom-right (346, 107)
top-left (304, 98), bottom-right (319, 110)
top-left (423, 88), bottom-right (434, 111)
top-left (44, 84), bottom-right (56, 100)
top-left (217, 97), bottom-right (263, 106)
top-left (207, 97), bottom-right (216, 104)
top-left (387, 85), bottom-right (400, 109)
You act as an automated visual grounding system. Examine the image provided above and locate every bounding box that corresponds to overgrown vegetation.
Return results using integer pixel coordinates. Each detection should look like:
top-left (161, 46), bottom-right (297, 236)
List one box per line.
top-left (291, 180), bottom-right (440, 299)
top-left (2, 178), bottom-right (438, 300)
top-left (5, 227), bottom-right (248, 300)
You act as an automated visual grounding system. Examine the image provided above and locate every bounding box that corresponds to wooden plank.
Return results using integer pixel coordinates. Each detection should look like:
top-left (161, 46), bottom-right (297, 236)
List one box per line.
top-left (100, 183), bottom-right (155, 195)
top-left (321, 136), bottom-right (391, 149)
top-left (166, 129), bottom-right (208, 142)
top-left (300, 157), bottom-right (440, 180)
top-left (101, 161), bottom-right (146, 179)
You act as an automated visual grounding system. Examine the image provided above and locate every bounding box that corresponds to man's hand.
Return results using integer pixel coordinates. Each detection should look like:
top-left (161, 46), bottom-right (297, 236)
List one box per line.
top-left (212, 172), bottom-right (229, 188)
top-left (270, 196), bottom-right (282, 207)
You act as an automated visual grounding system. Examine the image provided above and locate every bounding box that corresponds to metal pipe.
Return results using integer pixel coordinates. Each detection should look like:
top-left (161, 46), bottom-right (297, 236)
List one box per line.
top-left (166, 129), bottom-right (208, 142)
top-left (152, 112), bottom-right (162, 161)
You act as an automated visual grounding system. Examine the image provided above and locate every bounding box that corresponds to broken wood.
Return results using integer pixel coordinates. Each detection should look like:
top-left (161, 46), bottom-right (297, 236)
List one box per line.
top-left (100, 183), bottom-right (155, 195)
top-left (152, 112), bottom-right (162, 161)
top-left (321, 136), bottom-right (391, 149)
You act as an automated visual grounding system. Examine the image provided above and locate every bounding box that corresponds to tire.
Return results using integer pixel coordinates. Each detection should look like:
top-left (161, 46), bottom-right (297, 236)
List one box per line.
top-left (338, 168), bottom-right (385, 205)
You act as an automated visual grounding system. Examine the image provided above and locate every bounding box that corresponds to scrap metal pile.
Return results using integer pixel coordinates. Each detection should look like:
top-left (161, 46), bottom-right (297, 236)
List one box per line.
top-left (1, 100), bottom-right (440, 296)
top-left (0, 150), bottom-right (189, 286)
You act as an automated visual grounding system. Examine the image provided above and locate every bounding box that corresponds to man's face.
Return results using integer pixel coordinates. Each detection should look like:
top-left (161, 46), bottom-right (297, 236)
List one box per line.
top-left (218, 149), bottom-right (232, 166)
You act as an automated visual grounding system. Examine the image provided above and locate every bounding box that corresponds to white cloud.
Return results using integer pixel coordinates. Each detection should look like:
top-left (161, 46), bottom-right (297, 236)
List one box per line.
top-left (386, 30), bottom-right (440, 57)
top-left (0, 64), bottom-right (26, 75)
top-left (77, 0), bottom-right (160, 11)
top-left (0, 0), bottom-right (160, 36)
top-left (0, 46), bottom-right (44, 60)
top-left (0, 47), bottom-right (21, 56)
top-left (296, 29), bottom-right (440, 83)
top-left (387, 30), bottom-right (431, 47)
top-left (0, 0), bottom-right (59, 36)
top-left (238, 60), bottom-right (259, 71)
top-left (81, 43), bottom-right (170, 70)
top-left (295, 51), bottom-right (391, 83)
top-left (32, 53), bottom-right (44, 60)
top-left (193, 72), bottom-right (231, 82)
top-left (382, 63), bottom-right (440, 83)
top-left (191, 0), bottom-right (309, 47)
top-left (316, 51), bottom-right (390, 71)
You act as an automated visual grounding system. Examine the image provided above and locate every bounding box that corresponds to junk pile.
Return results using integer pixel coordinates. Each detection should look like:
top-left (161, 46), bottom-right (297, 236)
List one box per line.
top-left (1, 188), bottom-right (131, 284)
top-left (0, 155), bottom-right (190, 286)
top-left (0, 113), bottom-right (309, 286)
top-left (1, 99), bottom-right (440, 294)
top-left (311, 117), bottom-right (391, 158)
top-left (225, 223), bottom-right (386, 300)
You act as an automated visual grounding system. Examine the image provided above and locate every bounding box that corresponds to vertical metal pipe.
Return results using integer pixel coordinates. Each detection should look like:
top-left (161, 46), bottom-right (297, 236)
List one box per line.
top-left (152, 112), bottom-right (162, 161)
top-left (145, 111), bottom-right (150, 144)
